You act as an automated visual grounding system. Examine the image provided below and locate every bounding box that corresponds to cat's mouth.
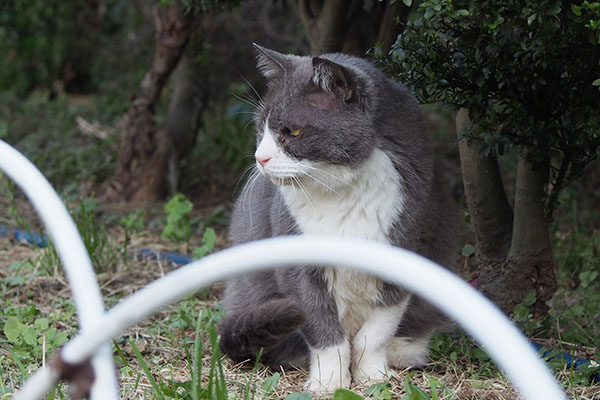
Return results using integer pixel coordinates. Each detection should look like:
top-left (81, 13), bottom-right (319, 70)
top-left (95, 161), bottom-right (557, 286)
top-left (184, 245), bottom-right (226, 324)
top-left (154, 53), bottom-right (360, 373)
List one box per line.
top-left (266, 175), bottom-right (295, 186)
top-left (256, 162), bottom-right (299, 186)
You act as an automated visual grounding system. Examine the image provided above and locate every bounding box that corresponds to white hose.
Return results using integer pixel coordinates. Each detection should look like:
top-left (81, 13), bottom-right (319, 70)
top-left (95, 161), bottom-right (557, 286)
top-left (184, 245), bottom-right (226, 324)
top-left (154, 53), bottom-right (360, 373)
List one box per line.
top-left (19, 236), bottom-right (566, 400)
top-left (0, 140), bottom-right (119, 400)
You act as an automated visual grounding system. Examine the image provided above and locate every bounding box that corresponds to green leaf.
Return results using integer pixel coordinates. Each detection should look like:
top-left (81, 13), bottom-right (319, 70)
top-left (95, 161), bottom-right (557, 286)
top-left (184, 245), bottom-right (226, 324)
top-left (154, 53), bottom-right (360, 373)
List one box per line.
top-left (404, 370), bottom-right (432, 399)
top-left (523, 290), bottom-right (537, 306)
top-left (4, 317), bottom-right (24, 344)
top-left (579, 270), bottom-right (598, 288)
top-left (547, 3), bottom-right (561, 16)
top-left (402, 0), bottom-right (412, 6)
top-left (333, 389), bottom-right (364, 400)
top-left (592, 78), bottom-right (600, 86)
top-left (261, 372), bottom-right (280, 397)
top-left (35, 318), bottom-right (49, 331)
top-left (471, 347), bottom-right (490, 361)
top-left (22, 327), bottom-right (37, 346)
top-left (193, 227), bottom-right (217, 259)
top-left (461, 244), bottom-right (476, 257)
top-left (366, 382), bottom-right (393, 399)
top-left (164, 194), bottom-right (193, 217)
top-left (52, 331), bottom-right (68, 347)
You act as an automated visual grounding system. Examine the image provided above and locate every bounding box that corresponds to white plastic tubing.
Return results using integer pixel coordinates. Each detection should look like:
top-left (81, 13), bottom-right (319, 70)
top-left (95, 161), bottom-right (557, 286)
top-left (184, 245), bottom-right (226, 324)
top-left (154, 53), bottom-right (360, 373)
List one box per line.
top-left (19, 236), bottom-right (566, 400)
top-left (0, 140), bottom-right (119, 400)
top-left (2, 139), bottom-right (566, 400)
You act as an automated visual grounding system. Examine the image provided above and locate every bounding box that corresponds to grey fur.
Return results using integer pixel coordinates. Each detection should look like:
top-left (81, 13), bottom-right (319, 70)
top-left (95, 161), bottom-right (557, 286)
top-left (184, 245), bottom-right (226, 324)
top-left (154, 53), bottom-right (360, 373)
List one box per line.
top-left (219, 45), bottom-right (459, 371)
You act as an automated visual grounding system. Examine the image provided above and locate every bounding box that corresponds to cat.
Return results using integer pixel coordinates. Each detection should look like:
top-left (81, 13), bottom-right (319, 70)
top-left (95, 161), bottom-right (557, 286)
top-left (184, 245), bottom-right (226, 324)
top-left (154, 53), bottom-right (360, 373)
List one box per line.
top-left (217, 44), bottom-right (459, 394)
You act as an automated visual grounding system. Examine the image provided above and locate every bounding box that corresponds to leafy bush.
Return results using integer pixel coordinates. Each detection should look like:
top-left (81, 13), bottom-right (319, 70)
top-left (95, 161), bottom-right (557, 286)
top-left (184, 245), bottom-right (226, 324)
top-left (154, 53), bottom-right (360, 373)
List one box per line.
top-left (380, 0), bottom-right (600, 210)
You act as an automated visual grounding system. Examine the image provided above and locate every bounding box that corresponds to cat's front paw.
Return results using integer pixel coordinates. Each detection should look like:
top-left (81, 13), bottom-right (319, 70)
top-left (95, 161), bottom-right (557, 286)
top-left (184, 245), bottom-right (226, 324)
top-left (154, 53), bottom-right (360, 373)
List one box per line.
top-left (305, 342), bottom-right (352, 394)
top-left (352, 352), bottom-right (391, 384)
top-left (303, 370), bottom-right (351, 395)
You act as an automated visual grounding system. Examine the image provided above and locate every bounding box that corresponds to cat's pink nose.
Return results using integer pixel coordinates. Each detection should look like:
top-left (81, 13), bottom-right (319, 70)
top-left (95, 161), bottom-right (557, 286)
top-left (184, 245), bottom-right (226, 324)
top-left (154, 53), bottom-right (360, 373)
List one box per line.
top-left (256, 156), bottom-right (271, 167)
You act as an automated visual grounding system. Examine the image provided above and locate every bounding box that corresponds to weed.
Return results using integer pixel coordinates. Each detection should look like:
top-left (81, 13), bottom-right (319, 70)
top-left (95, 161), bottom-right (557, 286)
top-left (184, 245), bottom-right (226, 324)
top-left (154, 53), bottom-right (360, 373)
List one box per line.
top-left (193, 228), bottom-right (217, 260)
top-left (163, 194), bottom-right (194, 243)
top-left (0, 299), bottom-right (75, 394)
top-left (365, 382), bottom-right (394, 399)
top-left (121, 209), bottom-right (147, 233)
top-left (511, 290), bottom-right (543, 337)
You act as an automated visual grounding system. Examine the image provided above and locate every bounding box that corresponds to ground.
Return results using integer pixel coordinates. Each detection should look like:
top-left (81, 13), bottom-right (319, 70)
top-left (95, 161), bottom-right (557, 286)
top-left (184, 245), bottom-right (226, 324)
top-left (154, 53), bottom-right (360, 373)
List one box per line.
top-left (0, 193), bottom-right (598, 399)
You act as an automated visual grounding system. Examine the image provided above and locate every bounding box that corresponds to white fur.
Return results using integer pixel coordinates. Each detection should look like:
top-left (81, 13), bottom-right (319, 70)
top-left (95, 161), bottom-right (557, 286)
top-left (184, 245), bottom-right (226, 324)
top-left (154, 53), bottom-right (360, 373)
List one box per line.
top-left (352, 298), bottom-right (411, 383)
top-left (305, 340), bottom-right (352, 394)
top-left (387, 336), bottom-right (431, 368)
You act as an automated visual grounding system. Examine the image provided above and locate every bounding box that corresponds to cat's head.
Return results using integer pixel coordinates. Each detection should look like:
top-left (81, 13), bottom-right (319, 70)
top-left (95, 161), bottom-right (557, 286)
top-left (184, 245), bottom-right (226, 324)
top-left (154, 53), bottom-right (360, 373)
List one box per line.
top-left (251, 44), bottom-right (378, 189)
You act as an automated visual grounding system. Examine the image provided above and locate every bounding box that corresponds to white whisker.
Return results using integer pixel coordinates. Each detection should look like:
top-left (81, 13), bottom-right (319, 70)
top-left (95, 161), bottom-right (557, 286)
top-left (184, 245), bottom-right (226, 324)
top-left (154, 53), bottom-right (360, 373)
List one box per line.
top-left (302, 164), bottom-right (354, 189)
top-left (240, 75), bottom-right (265, 110)
top-left (235, 163), bottom-right (258, 195)
top-left (240, 169), bottom-right (262, 227)
top-left (292, 176), bottom-right (316, 215)
top-left (302, 170), bottom-right (342, 197)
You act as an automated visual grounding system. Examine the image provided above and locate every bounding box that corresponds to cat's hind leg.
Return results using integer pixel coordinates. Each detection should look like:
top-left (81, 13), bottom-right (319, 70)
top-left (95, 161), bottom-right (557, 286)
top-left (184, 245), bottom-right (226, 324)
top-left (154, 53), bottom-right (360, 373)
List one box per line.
top-left (387, 295), bottom-right (449, 368)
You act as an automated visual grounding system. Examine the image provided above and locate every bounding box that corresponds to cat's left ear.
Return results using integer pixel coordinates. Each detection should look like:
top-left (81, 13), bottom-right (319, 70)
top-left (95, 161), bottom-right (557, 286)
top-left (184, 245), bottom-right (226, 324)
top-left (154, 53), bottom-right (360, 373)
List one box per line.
top-left (312, 57), bottom-right (355, 102)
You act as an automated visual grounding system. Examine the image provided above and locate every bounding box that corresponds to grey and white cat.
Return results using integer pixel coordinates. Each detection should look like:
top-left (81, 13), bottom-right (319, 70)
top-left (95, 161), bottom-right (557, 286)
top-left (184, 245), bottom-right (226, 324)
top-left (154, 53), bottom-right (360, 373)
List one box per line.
top-left (218, 44), bottom-right (458, 394)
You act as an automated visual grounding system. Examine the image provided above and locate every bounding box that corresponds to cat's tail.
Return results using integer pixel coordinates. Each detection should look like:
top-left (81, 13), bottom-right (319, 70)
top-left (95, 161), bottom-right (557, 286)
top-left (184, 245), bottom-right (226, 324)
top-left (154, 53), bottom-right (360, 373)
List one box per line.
top-left (218, 297), bottom-right (305, 364)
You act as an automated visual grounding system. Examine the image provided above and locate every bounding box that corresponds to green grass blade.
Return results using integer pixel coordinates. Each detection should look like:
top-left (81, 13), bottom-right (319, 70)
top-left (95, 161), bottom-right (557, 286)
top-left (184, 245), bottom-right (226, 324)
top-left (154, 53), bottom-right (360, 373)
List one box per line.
top-left (129, 338), bottom-right (166, 400)
top-left (192, 310), bottom-right (205, 400)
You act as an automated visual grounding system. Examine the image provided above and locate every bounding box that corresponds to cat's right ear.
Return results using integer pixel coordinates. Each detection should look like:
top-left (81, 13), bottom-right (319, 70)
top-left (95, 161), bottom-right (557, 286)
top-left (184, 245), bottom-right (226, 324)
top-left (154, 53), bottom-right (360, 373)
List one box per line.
top-left (253, 43), bottom-right (289, 79)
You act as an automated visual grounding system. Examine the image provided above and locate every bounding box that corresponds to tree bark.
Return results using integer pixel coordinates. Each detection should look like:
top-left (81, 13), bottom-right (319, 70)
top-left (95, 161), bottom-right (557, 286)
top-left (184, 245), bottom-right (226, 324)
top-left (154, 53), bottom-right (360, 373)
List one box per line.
top-left (297, 0), bottom-right (410, 56)
top-left (105, 5), bottom-right (193, 202)
top-left (456, 108), bottom-right (513, 263)
top-left (164, 44), bottom-right (208, 194)
top-left (493, 153), bottom-right (555, 315)
top-left (457, 109), bottom-right (556, 316)
top-left (297, 0), bottom-right (352, 55)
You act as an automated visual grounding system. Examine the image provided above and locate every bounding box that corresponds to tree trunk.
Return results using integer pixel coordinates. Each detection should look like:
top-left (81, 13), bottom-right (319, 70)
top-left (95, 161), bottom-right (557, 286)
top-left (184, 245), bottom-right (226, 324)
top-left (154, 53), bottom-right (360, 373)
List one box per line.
top-left (164, 43), bottom-right (208, 194)
top-left (456, 108), bottom-right (513, 263)
top-left (105, 5), bottom-right (193, 202)
top-left (297, 0), bottom-right (352, 55)
top-left (298, 0), bottom-right (410, 56)
top-left (487, 153), bottom-right (555, 315)
top-left (457, 108), bottom-right (556, 315)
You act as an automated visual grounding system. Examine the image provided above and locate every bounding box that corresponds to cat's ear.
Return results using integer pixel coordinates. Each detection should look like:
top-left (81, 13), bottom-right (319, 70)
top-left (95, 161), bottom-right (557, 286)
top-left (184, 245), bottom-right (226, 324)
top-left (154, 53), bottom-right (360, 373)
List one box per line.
top-left (253, 43), bottom-right (289, 79)
top-left (312, 57), bottom-right (354, 102)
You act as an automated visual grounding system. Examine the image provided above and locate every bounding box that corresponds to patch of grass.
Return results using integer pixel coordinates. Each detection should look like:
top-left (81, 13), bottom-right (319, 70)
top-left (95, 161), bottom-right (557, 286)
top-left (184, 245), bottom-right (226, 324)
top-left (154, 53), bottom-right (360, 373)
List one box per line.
top-left (0, 298), bottom-right (75, 396)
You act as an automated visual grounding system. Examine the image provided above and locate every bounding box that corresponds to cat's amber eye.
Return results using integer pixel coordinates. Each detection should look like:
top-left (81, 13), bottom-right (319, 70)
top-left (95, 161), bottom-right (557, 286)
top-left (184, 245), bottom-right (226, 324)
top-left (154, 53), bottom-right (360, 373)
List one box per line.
top-left (291, 128), bottom-right (301, 137)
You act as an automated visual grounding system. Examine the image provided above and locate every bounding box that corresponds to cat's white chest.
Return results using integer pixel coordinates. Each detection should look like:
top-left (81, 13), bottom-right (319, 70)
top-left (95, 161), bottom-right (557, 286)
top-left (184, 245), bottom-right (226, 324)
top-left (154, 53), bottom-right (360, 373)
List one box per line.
top-left (280, 148), bottom-right (404, 336)
top-left (280, 148), bottom-right (403, 240)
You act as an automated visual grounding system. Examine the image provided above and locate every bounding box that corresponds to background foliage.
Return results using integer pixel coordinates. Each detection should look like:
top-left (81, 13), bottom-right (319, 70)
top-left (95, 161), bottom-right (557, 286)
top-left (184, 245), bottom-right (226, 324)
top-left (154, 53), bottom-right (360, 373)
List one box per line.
top-left (381, 0), bottom-right (600, 211)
